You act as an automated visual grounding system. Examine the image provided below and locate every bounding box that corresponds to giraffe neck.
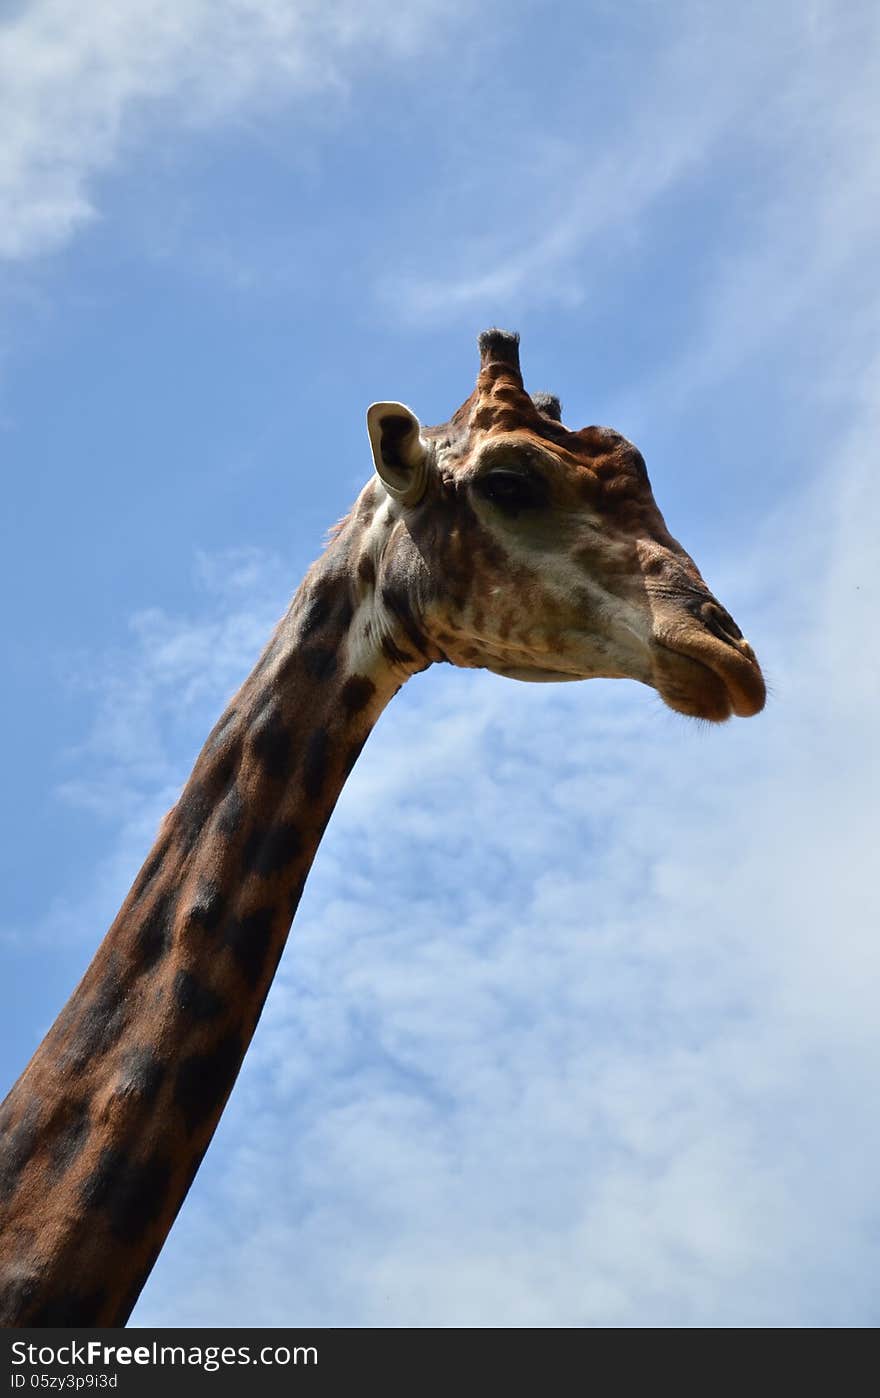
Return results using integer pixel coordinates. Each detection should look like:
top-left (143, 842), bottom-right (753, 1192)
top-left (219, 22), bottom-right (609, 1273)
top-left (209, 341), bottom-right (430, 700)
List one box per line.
top-left (0, 498), bottom-right (422, 1326)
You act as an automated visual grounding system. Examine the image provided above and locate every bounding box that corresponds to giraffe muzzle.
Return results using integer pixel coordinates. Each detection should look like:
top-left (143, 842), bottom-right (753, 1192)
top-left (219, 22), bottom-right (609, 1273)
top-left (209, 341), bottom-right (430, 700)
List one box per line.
top-left (650, 597), bottom-right (766, 721)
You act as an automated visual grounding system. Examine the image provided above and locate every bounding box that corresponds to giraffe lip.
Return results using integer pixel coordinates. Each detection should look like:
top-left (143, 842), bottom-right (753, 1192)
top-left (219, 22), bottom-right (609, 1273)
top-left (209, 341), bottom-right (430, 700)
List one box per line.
top-left (651, 633), bottom-right (766, 720)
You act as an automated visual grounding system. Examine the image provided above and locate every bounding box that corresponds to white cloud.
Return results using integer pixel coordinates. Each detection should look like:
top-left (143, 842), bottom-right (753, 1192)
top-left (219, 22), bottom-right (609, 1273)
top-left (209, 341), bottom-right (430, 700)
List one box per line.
top-left (0, 547), bottom-right (287, 951)
top-left (386, 2), bottom-right (880, 326)
top-left (0, 0), bottom-right (467, 261)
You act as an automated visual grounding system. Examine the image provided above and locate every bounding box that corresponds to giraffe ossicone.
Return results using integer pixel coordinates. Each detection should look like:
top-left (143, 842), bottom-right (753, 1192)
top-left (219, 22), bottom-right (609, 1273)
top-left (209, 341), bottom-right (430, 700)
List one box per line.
top-left (0, 330), bottom-right (764, 1327)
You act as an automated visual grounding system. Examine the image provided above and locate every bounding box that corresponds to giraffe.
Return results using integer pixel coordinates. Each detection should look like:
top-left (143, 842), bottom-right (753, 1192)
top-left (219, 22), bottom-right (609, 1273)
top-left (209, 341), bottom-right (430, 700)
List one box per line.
top-left (0, 330), bottom-right (765, 1327)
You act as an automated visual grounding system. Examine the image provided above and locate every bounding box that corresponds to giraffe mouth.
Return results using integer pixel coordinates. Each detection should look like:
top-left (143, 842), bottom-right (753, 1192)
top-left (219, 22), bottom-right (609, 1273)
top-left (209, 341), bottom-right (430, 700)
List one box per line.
top-left (651, 632), bottom-right (766, 721)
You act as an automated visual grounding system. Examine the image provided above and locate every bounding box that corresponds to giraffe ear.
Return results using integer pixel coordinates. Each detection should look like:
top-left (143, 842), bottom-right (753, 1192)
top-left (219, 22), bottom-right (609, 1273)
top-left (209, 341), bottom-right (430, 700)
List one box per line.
top-left (366, 402), bottom-right (430, 505)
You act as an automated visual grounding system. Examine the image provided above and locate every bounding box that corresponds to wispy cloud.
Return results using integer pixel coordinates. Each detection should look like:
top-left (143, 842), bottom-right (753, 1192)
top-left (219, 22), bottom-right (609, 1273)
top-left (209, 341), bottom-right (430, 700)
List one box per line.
top-left (0, 547), bottom-right (287, 950)
top-left (0, 0), bottom-right (469, 261)
top-left (384, 2), bottom-right (880, 326)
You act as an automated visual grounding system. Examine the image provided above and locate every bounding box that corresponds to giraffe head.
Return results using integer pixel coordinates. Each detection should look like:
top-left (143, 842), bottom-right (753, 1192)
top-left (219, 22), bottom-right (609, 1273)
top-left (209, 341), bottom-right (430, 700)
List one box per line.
top-left (362, 329), bottom-right (764, 721)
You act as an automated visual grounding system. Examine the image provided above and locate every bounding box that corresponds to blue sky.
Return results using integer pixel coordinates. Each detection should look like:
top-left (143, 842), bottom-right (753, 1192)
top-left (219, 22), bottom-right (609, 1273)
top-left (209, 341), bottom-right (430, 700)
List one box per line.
top-left (1, 0), bottom-right (878, 1326)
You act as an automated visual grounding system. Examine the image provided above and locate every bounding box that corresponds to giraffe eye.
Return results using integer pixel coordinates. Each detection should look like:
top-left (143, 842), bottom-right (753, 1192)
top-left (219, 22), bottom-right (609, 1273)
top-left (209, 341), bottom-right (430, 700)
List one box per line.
top-left (475, 470), bottom-right (547, 514)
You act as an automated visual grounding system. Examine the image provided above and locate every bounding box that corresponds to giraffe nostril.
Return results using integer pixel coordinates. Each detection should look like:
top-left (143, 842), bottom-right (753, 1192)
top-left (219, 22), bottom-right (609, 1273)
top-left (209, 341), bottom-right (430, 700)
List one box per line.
top-left (700, 600), bottom-right (744, 645)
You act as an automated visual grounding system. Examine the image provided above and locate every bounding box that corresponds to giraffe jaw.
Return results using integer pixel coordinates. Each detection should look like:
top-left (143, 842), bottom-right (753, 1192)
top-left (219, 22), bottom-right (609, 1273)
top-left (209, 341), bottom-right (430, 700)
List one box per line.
top-left (493, 663), bottom-right (585, 683)
top-left (489, 641), bottom-right (765, 721)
